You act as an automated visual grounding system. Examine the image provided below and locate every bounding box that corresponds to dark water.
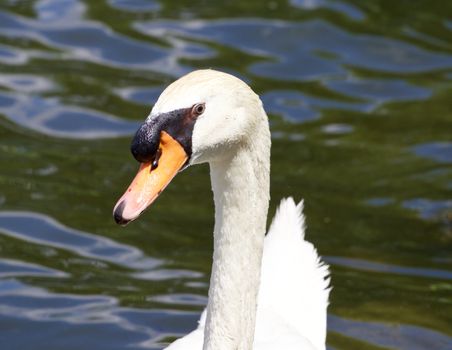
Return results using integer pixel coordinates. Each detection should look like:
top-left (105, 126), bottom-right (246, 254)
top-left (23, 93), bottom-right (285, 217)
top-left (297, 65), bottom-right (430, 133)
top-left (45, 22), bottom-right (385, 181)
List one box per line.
top-left (0, 1), bottom-right (451, 349)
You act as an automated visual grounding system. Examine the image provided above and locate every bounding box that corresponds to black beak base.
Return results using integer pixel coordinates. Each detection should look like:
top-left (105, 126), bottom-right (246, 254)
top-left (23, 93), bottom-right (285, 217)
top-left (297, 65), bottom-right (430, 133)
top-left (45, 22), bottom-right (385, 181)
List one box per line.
top-left (129, 107), bottom-right (198, 164)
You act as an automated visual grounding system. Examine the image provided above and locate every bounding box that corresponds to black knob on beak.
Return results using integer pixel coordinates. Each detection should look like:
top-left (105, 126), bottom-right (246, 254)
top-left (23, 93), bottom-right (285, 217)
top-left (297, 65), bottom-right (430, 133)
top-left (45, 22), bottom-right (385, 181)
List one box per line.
top-left (130, 122), bottom-right (160, 163)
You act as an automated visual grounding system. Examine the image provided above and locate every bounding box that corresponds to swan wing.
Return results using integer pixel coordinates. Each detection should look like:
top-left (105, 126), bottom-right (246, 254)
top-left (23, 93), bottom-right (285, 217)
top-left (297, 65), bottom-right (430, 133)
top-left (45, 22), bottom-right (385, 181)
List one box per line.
top-left (256, 197), bottom-right (331, 350)
top-left (164, 328), bottom-right (203, 350)
top-left (165, 198), bottom-right (330, 350)
top-left (164, 310), bottom-right (205, 349)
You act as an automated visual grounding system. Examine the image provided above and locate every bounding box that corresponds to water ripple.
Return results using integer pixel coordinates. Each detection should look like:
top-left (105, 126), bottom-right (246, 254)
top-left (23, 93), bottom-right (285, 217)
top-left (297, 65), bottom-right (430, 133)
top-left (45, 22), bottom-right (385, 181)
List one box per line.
top-left (262, 90), bottom-right (369, 123)
top-left (0, 6), bottom-right (165, 66)
top-left (0, 0), bottom-right (215, 75)
top-left (0, 44), bottom-right (30, 65)
top-left (326, 256), bottom-right (452, 280)
top-left (0, 280), bottom-right (155, 350)
top-left (0, 2), bottom-right (451, 349)
top-left (290, 0), bottom-right (366, 21)
top-left (321, 123), bottom-right (353, 134)
top-left (412, 142), bottom-right (452, 164)
top-left (149, 293), bottom-right (208, 306)
top-left (35, 0), bottom-right (85, 22)
top-left (325, 78), bottom-right (431, 104)
top-left (403, 198), bottom-right (452, 221)
top-left (0, 211), bottom-right (160, 269)
top-left (329, 315), bottom-right (452, 350)
top-left (0, 258), bottom-right (68, 278)
top-left (136, 18), bottom-right (452, 82)
top-left (108, 0), bottom-right (160, 12)
top-left (0, 91), bottom-right (139, 138)
top-left (133, 269), bottom-right (203, 281)
top-left (0, 73), bottom-right (55, 93)
top-left (114, 86), bottom-right (163, 105)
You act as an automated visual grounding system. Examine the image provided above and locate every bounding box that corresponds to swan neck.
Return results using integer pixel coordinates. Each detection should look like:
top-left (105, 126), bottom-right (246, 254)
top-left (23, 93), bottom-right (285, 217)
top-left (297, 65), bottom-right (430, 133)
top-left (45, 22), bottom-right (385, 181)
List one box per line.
top-left (204, 132), bottom-right (270, 350)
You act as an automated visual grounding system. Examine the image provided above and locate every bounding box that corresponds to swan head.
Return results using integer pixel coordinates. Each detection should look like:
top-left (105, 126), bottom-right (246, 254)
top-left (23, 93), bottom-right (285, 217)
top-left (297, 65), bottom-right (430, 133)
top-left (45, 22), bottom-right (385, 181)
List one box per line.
top-left (113, 69), bottom-right (266, 225)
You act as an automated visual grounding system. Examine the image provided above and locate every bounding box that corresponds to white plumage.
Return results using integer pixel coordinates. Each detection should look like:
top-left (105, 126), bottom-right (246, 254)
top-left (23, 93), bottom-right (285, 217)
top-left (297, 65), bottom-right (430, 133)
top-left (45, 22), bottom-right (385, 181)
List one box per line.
top-left (132, 70), bottom-right (331, 349)
top-left (166, 198), bottom-right (330, 350)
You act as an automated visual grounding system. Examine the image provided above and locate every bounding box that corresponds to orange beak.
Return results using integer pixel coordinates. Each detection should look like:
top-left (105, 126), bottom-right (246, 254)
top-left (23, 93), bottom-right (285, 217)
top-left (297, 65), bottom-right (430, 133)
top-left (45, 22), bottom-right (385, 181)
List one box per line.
top-left (113, 131), bottom-right (188, 225)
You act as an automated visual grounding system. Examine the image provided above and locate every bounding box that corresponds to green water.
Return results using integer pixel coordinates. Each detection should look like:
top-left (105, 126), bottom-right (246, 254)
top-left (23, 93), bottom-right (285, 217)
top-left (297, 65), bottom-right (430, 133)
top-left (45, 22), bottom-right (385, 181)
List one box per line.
top-left (0, 1), bottom-right (451, 349)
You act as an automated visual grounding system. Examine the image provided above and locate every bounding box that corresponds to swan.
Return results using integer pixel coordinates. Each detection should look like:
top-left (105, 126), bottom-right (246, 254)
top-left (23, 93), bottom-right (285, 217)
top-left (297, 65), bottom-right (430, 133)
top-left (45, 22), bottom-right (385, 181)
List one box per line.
top-left (113, 69), bottom-right (331, 350)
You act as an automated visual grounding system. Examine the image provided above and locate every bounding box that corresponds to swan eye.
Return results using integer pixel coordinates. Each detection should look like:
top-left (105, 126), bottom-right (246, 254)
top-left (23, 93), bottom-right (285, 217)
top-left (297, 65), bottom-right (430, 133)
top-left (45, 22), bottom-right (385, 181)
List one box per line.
top-left (193, 103), bottom-right (205, 116)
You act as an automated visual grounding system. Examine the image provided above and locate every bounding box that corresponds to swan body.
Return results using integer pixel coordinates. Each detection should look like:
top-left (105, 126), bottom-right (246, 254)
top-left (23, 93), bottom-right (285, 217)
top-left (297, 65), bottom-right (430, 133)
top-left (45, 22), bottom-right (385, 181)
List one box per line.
top-left (167, 198), bottom-right (330, 350)
top-left (113, 69), bottom-right (330, 350)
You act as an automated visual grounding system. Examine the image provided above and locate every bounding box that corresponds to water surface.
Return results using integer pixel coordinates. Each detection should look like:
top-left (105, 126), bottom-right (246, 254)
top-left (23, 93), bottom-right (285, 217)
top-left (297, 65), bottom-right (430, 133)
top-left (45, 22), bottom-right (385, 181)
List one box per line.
top-left (0, 1), bottom-right (451, 349)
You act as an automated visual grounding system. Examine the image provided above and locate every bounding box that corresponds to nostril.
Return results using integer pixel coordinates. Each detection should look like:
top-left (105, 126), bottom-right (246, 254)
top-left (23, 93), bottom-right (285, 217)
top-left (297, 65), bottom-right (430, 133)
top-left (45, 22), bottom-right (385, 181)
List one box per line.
top-left (151, 148), bottom-right (162, 170)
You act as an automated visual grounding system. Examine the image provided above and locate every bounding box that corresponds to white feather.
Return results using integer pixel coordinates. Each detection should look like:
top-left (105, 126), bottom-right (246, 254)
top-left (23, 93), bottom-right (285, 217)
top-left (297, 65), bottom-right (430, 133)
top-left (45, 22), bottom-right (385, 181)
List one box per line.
top-left (166, 198), bottom-right (330, 350)
top-left (257, 198), bottom-right (331, 350)
top-left (140, 70), bottom-right (331, 349)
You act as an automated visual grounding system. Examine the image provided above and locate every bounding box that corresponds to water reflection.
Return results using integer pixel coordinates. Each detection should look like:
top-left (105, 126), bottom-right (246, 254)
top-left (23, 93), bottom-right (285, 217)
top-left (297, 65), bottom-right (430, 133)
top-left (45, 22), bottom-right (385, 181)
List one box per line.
top-left (403, 199), bottom-right (452, 221)
top-left (0, 259), bottom-right (68, 278)
top-left (325, 78), bottom-right (431, 104)
top-left (108, 0), bottom-right (161, 12)
top-left (290, 0), bottom-right (365, 20)
top-left (0, 0), bottom-right (451, 349)
top-left (262, 90), bottom-right (369, 123)
top-left (0, 3), bottom-right (205, 74)
top-left (137, 18), bottom-right (452, 80)
top-left (0, 280), bottom-right (156, 350)
top-left (115, 86), bottom-right (164, 105)
top-left (412, 142), bottom-right (452, 164)
top-left (0, 211), bottom-right (159, 269)
top-left (326, 256), bottom-right (452, 280)
top-left (0, 92), bottom-right (140, 138)
top-left (329, 315), bottom-right (451, 350)
top-left (0, 73), bottom-right (55, 93)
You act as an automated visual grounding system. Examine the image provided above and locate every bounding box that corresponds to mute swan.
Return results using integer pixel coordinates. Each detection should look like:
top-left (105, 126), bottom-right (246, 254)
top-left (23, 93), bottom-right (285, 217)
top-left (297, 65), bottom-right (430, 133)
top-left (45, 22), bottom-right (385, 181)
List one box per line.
top-left (113, 69), bottom-right (331, 350)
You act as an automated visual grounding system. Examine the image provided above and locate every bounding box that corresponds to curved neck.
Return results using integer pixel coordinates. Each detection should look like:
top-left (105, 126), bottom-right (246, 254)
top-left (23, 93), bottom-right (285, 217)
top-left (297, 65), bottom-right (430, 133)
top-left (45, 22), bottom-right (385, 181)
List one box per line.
top-left (203, 118), bottom-right (270, 350)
